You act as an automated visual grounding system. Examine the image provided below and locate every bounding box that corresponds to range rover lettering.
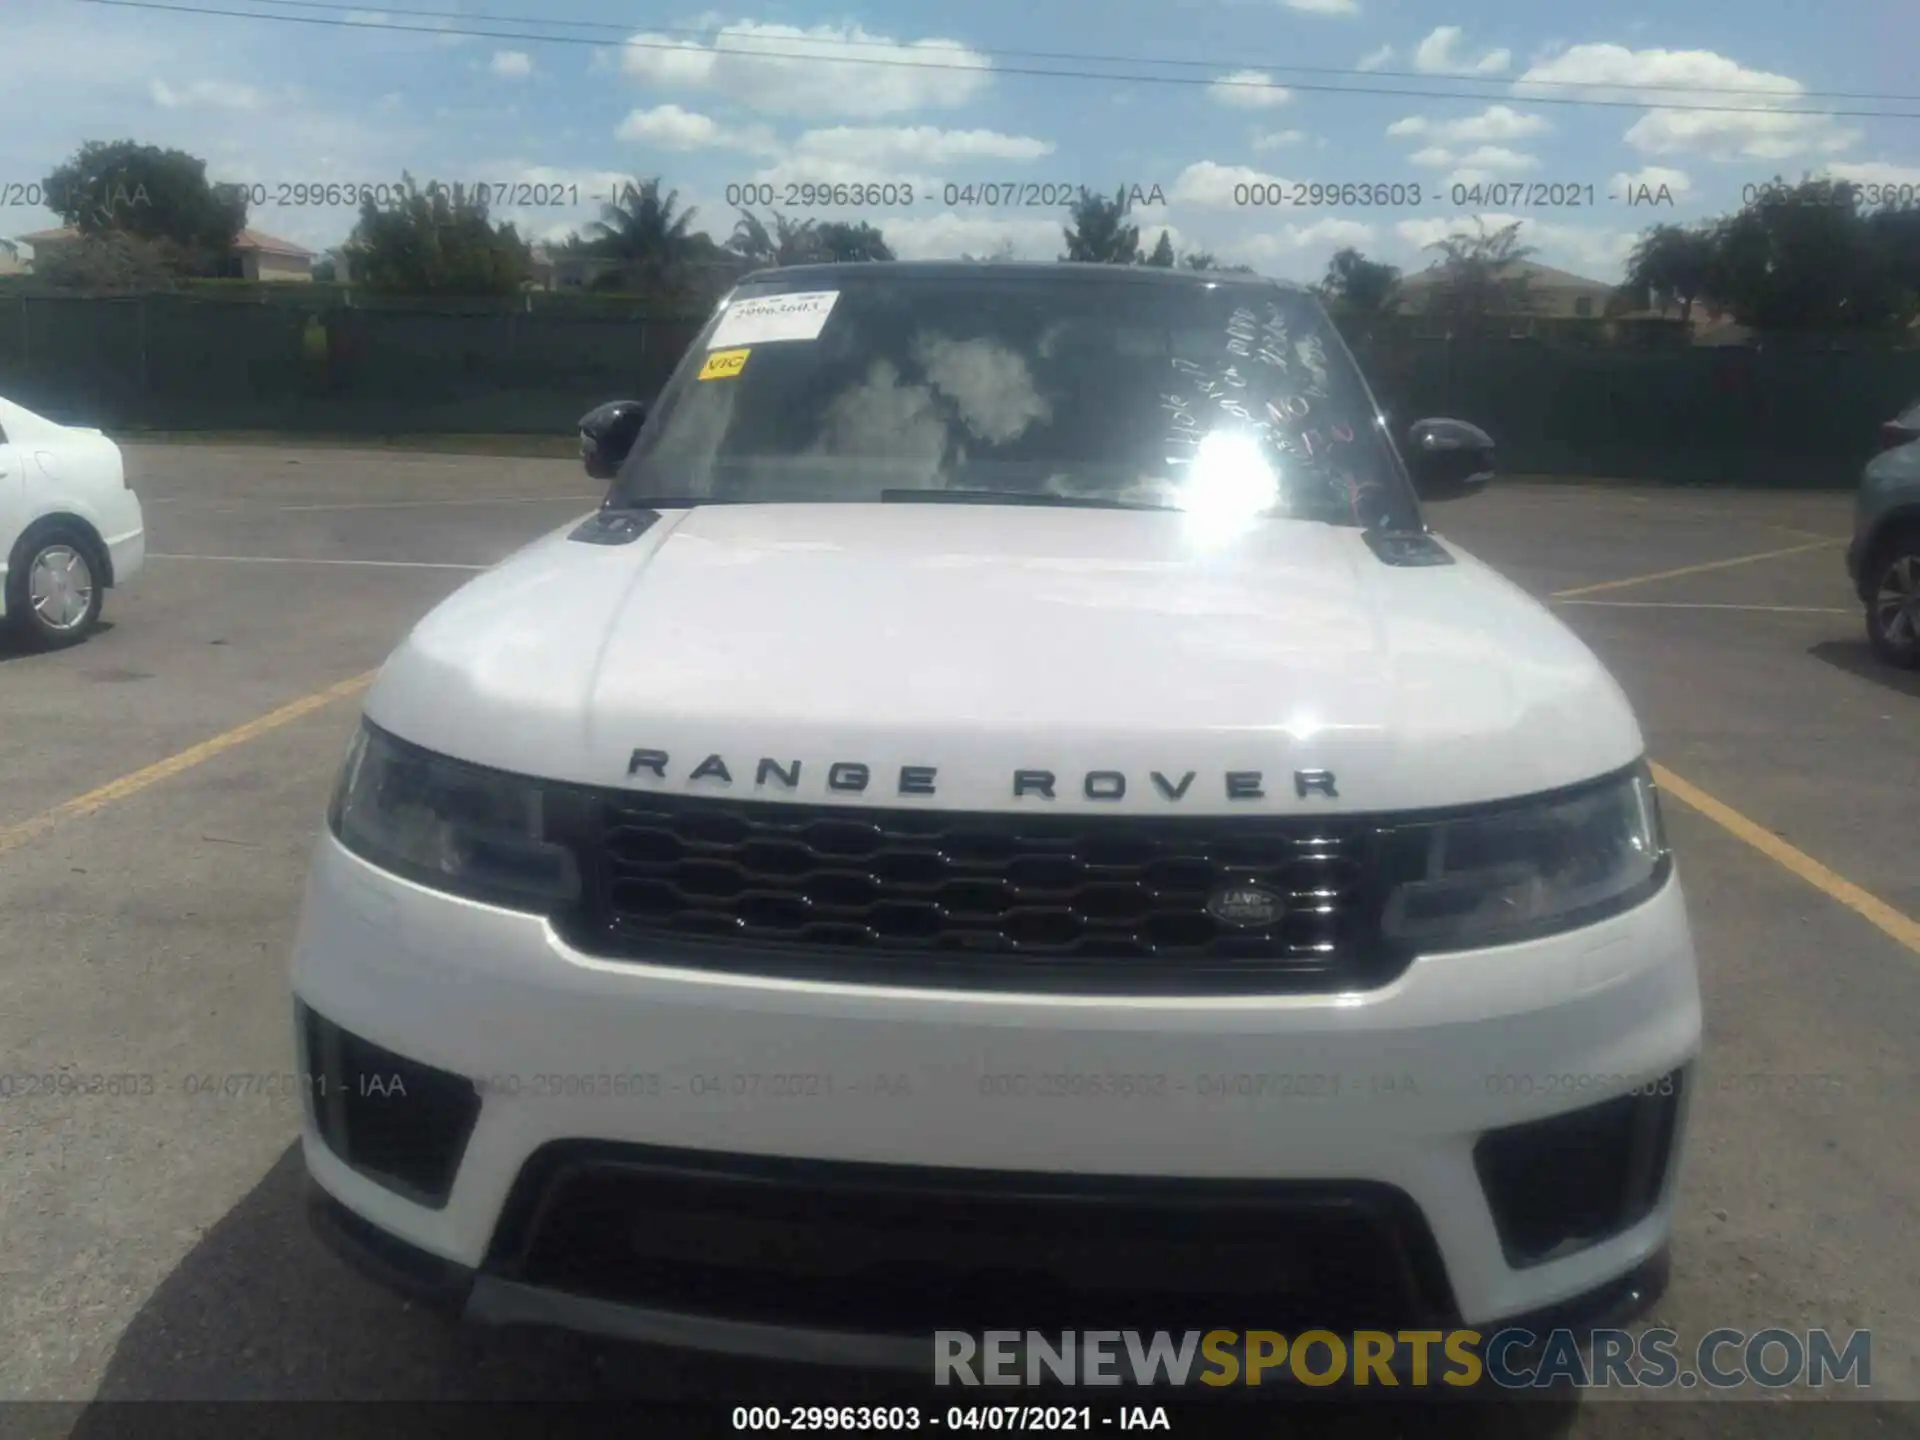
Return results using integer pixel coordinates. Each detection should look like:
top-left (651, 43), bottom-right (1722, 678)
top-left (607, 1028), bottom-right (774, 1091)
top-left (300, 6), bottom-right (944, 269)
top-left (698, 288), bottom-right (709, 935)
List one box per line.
top-left (291, 262), bottom-right (1702, 1365)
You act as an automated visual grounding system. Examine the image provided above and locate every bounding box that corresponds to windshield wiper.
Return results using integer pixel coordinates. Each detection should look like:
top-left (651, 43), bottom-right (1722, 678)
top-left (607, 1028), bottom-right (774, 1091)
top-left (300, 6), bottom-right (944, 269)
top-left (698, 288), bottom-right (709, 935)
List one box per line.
top-left (606, 495), bottom-right (753, 509)
top-left (880, 488), bottom-right (1175, 512)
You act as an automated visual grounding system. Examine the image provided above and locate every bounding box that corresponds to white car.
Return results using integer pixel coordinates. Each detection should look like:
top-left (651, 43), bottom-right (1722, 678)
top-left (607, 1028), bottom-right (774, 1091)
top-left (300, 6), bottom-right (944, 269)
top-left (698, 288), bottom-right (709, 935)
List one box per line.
top-left (0, 395), bottom-right (145, 648)
top-left (293, 263), bottom-right (1702, 1369)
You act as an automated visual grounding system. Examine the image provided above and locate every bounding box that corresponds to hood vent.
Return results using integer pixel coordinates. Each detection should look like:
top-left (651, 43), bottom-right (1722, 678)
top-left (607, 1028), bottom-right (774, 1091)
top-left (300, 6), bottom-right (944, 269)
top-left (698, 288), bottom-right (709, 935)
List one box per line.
top-left (569, 507), bottom-right (662, 546)
top-left (1363, 530), bottom-right (1455, 567)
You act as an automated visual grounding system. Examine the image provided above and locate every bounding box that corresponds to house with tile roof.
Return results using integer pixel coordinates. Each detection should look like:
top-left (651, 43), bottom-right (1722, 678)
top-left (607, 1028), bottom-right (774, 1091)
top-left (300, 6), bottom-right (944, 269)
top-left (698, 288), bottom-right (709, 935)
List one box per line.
top-left (12, 225), bottom-right (317, 281)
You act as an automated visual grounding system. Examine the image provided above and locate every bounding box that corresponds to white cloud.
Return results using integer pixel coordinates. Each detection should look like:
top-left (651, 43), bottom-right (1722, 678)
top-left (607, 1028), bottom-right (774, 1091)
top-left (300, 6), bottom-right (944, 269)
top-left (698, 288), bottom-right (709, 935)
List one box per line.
top-left (1243, 217), bottom-right (1376, 255)
top-left (1252, 129), bottom-right (1306, 151)
top-left (1408, 145), bottom-right (1537, 175)
top-left (1515, 44), bottom-right (1857, 161)
top-left (1624, 109), bottom-right (1859, 162)
top-left (1210, 70), bottom-right (1293, 109)
top-left (1452, 145), bottom-right (1539, 172)
top-left (1609, 165), bottom-right (1692, 197)
top-left (1284, 0), bottom-right (1359, 13)
top-left (1412, 27), bottom-right (1511, 76)
top-left (1227, 219), bottom-right (1378, 283)
top-left (490, 50), bottom-right (532, 78)
top-left (615, 104), bottom-right (777, 153)
top-left (149, 79), bottom-right (266, 110)
top-left (1169, 161), bottom-right (1288, 210)
top-left (1139, 223), bottom-right (1188, 254)
top-left (792, 126), bottom-right (1054, 166)
top-left (616, 22), bottom-right (992, 117)
top-left (882, 212), bottom-right (1064, 260)
top-left (1357, 44), bottom-right (1393, 71)
top-left (1821, 160), bottom-right (1920, 188)
top-left (1514, 43), bottom-right (1798, 102)
top-left (1386, 105), bottom-right (1549, 144)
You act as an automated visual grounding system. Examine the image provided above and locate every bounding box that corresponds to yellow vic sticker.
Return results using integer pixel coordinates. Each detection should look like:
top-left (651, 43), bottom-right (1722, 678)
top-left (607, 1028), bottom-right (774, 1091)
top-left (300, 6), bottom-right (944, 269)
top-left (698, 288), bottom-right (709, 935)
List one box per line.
top-left (699, 348), bottom-right (750, 380)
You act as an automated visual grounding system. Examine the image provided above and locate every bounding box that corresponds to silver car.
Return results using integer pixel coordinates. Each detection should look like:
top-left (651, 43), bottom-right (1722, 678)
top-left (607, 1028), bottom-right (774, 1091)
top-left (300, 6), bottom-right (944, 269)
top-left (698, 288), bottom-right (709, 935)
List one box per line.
top-left (1849, 397), bottom-right (1920, 668)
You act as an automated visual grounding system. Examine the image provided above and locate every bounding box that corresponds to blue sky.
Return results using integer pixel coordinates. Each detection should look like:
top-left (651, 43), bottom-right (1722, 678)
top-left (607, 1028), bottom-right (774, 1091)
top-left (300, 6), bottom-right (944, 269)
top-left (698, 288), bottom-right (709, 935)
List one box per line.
top-left (7, 0), bottom-right (1916, 283)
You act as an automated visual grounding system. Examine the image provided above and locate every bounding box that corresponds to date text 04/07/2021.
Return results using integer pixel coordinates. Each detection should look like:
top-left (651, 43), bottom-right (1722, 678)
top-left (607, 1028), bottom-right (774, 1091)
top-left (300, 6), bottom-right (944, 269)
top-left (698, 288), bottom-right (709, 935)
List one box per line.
top-left (730, 1405), bottom-right (1174, 1431)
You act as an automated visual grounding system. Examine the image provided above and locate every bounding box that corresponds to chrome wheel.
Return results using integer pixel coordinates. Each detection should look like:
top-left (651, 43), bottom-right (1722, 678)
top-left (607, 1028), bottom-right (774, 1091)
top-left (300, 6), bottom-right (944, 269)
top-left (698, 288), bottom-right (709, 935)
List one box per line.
top-left (28, 543), bottom-right (95, 632)
top-left (1869, 549), bottom-right (1920, 665)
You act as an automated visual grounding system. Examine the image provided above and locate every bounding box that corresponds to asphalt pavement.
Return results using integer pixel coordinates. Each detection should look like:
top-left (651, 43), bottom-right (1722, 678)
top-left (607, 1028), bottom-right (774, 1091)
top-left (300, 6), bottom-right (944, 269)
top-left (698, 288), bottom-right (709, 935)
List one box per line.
top-left (0, 446), bottom-right (1914, 1436)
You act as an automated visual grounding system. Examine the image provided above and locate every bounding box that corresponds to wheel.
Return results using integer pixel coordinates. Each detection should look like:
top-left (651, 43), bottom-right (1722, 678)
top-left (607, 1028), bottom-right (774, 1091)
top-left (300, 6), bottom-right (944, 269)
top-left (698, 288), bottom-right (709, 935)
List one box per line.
top-left (1864, 530), bottom-right (1920, 669)
top-left (4, 526), bottom-right (104, 650)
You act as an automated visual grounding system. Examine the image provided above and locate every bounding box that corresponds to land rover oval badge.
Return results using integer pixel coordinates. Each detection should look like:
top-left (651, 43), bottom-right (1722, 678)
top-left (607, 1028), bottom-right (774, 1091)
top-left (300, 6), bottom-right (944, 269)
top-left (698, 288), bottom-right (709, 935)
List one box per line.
top-left (1206, 883), bottom-right (1283, 928)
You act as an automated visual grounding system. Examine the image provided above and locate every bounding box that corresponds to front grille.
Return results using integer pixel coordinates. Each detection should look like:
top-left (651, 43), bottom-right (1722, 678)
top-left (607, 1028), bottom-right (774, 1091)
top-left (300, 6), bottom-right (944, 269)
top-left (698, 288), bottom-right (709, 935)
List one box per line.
top-left (564, 794), bottom-right (1407, 991)
top-left (486, 1142), bottom-right (1457, 1333)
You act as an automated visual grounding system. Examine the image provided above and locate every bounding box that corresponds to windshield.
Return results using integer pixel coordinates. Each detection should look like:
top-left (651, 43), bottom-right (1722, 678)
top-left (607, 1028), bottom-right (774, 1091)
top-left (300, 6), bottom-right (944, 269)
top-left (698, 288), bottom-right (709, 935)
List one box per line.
top-left (613, 270), bottom-right (1419, 530)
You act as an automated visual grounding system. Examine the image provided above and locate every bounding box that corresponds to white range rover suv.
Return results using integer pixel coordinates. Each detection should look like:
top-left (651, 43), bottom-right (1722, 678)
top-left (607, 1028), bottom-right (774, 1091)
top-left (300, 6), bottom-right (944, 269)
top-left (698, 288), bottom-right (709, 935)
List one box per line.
top-left (292, 261), bottom-right (1701, 1369)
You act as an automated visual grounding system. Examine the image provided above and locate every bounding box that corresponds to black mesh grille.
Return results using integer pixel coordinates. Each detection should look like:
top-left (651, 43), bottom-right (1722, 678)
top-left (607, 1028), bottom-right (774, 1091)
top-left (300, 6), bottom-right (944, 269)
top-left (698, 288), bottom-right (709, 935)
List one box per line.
top-left (564, 794), bottom-right (1406, 991)
top-left (486, 1142), bottom-right (1458, 1333)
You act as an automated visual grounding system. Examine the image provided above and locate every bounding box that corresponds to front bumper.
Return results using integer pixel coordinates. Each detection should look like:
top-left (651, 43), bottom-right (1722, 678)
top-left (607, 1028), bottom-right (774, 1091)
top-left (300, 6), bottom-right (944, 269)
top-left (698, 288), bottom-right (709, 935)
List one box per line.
top-left (291, 830), bottom-right (1701, 1356)
top-left (102, 489), bottom-right (145, 586)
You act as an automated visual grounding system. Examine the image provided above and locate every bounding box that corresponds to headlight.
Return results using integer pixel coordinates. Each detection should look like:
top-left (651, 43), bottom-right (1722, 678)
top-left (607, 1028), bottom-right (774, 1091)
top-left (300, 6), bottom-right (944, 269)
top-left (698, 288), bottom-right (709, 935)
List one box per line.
top-left (328, 721), bottom-right (580, 911)
top-left (1381, 765), bottom-right (1668, 950)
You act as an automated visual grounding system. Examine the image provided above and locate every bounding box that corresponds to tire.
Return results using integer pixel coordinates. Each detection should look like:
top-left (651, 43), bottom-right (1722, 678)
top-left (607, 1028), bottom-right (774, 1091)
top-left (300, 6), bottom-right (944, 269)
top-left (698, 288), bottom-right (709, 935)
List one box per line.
top-left (1864, 529), bottom-right (1920, 669)
top-left (4, 524), bottom-right (106, 651)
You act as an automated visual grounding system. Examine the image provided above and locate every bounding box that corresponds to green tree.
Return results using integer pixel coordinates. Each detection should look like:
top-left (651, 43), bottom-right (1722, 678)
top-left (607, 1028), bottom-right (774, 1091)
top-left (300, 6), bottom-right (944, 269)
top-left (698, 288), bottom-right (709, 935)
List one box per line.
top-left (1868, 202), bottom-right (1920, 309)
top-left (28, 231), bottom-right (182, 294)
top-left (1420, 218), bottom-right (1538, 317)
top-left (1702, 176), bottom-right (1917, 331)
top-left (346, 175), bottom-right (532, 295)
top-left (1623, 223), bottom-right (1716, 323)
top-left (1318, 247), bottom-right (1402, 313)
top-left (586, 178), bottom-right (700, 292)
top-left (814, 219), bottom-right (895, 262)
top-left (1143, 230), bottom-right (1176, 267)
top-left (41, 139), bottom-right (246, 275)
top-left (727, 210), bottom-right (823, 267)
top-left (1061, 186), bottom-right (1141, 264)
top-left (1181, 250), bottom-right (1217, 271)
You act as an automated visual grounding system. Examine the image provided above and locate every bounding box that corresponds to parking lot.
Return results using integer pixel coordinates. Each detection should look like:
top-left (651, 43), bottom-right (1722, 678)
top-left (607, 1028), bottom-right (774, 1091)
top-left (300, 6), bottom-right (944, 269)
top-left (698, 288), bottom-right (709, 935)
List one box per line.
top-left (0, 444), bottom-right (1915, 1429)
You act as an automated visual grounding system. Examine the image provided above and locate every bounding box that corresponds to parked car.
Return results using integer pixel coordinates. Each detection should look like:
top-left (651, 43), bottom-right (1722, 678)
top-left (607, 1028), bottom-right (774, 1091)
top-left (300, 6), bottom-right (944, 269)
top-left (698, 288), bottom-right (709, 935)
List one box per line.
top-left (293, 262), bottom-right (1701, 1365)
top-left (1878, 395), bottom-right (1920, 453)
top-left (1849, 409), bottom-right (1920, 667)
top-left (0, 395), bottom-right (145, 649)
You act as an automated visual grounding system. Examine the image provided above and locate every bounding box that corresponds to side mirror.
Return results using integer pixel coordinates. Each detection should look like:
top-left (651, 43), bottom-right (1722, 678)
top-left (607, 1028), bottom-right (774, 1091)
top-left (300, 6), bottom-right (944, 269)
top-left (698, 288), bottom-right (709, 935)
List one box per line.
top-left (579, 399), bottom-right (647, 481)
top-left (1405, 418), bottom-right (1495, 501)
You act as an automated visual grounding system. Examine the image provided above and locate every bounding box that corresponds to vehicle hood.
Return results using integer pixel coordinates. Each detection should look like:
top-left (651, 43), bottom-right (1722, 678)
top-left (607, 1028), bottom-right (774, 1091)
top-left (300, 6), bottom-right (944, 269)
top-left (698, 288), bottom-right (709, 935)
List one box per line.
top-left (366, 503), bottom-right (1644, 813)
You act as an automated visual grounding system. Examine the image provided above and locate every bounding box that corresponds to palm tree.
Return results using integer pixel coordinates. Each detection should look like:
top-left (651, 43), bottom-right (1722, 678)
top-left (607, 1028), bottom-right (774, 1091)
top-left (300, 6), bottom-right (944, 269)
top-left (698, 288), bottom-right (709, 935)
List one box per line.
top-left (586, 178), bottom-right (698, 292)
top-left (1061, 186), bottom-right (1141, 264)
top-left (727, 210), bottom-right (824, 267)
top-left (1422, 218), bottom-right (1538, 318)
top-left (813, 220), bottom-right (894, 263)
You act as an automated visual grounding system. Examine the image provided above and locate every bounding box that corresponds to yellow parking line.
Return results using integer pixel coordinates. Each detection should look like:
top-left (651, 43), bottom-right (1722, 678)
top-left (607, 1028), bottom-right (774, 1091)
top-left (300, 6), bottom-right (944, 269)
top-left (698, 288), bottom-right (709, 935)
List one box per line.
top-left (1556, 601), bottom-right (1851, 614)
top-left (0, 671), bottom-right (377, 859)
top-left (1652, 762), bottom-right (1920, 956)
top-left (1551, 538), bottom-right (1844, 599)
